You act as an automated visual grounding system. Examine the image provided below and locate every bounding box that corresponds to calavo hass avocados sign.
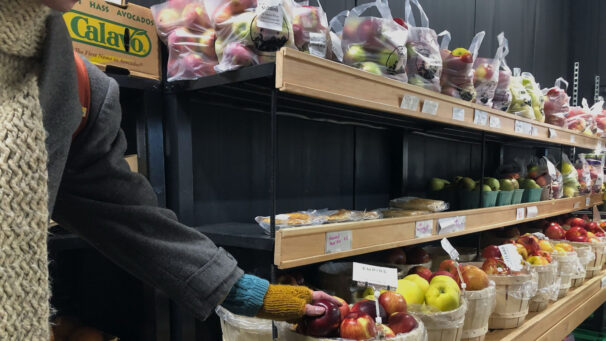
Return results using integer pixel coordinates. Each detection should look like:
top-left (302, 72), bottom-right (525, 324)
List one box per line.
top-left (63, 0), bottom-right (160, 80)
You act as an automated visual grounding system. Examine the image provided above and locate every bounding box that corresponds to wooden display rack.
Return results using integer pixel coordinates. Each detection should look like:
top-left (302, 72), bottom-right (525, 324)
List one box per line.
top-left (276, 48), bottom-right (604, 150)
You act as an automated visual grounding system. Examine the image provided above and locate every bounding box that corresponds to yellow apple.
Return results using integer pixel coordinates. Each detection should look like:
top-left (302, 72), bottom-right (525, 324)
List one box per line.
top-left (425, 282), bottom-right (460, 311)
top-left (403, 274), bottom-right (429, 294)
top-left (538, 240), bottom-right (553, 252)
top-left (362, 286), bottom-right (375, 298)
top-left (554, 242), bottom-right (573, 252)
top-left (429, 275), bottom-right (460, 294)
top-left (396, 279), bottom-right (424, 305)
top-left (527, 255), bottom-right (549, 265)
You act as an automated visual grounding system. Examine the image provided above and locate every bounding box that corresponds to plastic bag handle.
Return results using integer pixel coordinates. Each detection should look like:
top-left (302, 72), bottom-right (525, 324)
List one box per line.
top-left (468, 31), bottom-right (485, 63)
top-left (438, 30), bottom-right (451, 50)
top-left (404, 0), bottom-right (429, 27)
top-left (582, 98), bottom-right (589, 110)
top-left (555, 77), bottom-right (569, 90)
top-left (329, 9), bottom-right (349, 34)
top-left (350, 0), bottom-right (392, 20)
top-left (513, 67), bottom-right (521, 77)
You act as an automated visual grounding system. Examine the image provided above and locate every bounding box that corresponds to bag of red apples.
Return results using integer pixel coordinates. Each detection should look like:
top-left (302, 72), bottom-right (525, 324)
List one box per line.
top-left (152, 0), bottom-right (219, 81)
top-left (473, 32), bottom-right (507, 107)
top-left (290, 0), bottom-right (331, 59)
top-left (542, 77), bottom-right (570, 127)
top-left (439, 31), bottom-right (486, 101)
top-left (566, 99), bottom-right (598, 136)
top-left (403, 0), bottom-right (442, 92)
top-left (491, 33), bottom-right (512, 111)
top-left (341, 0), bottom-right (409, 81)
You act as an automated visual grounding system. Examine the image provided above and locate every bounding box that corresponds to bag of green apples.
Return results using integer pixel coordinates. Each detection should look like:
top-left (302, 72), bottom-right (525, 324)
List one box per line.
top-left (560, 154), bottom-right (580, 198)
top-left (152, 0), bottom-right (219, 81)
top-left (492, 33), bottom-right (512, 111)
top-left (521, 72), bottom-right (545, 122)
top-left (327, 10), bottom-right (349, 62)
top-left (507, 68), bottom-right (534, 120)
top-left (473, 32), bottom-right (507, 107)
top-left (211, 0), bottom-right (296, 72)
top-left (439, 31), bottom-right (486, 101)
top-left (403, 0), bottom-right (442, 92)
top-left (290, 0), bottom-right (330, 58)
top-left (543, 77), bottom-right (570, 127)
top-left (341, 0), bottom-right (409, 81)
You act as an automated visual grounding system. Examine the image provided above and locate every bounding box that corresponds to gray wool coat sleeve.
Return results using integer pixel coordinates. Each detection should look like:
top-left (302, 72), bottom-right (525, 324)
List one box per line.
top-left (50, 45), bottom-right (243, 320)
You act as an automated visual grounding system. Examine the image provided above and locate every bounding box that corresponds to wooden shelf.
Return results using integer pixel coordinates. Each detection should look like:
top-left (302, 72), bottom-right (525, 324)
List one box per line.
top-left (274, 193), bottom-right (603, 269)
top-left (486, 270), bottom-right (606, 341)
top-left (276, 48), bottom-right (605, 151)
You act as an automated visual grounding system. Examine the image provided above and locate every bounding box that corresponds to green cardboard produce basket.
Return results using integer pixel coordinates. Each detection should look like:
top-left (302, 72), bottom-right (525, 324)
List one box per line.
top-left (496, 190), bottom-right (514, 206)
top-left (511, 189), bottom-right (525, 204)
top-left (459, 191), bottom-right (499, 209)
top-left (522, 188), bottom-right (543, 203)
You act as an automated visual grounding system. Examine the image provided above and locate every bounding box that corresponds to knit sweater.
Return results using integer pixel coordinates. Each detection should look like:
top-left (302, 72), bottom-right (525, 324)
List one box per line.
top-left (0, 0), bottom-right (51, 339)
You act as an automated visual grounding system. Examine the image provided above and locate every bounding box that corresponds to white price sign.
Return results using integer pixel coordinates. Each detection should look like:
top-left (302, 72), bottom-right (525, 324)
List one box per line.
top-left (530, 126), bottom-right (539, 136)
top-left (256, 0), bottom-right (284, 31)
top-left (441, 238), bottom-right (460, 260)
top-left (549, 128), bottom-right (558, 139)
top-left (421, 100), bottom-right (439, 115)
top-left (574, 202), bottom-right (581, 209)
top-left (400, 94), bottom-right (420, 111)
top-left (352, 262), bottom-right (398, 289)
top-left (570, 135), bottom-right (576, 143)
top-left (498, 244), bottom-right (523, 271)
top-left (602, 276), bottom-right (606, 288)
top-left (586, 196), bottom-right (591, 207)
top-left (415, 220), bottom-right (433, 238)
top-left (489, 116), bottom-right (501, 128)
top-left (438, 216), bottom-right (466, 234)
top-left (514, 120), bottom-right (533, 134)
top-left (325, 230), bottom-right (352, 253)
top-left (474, 109), bottom-right (488, 126)
top-left (452, 107), bottom-right (465, 121)
top-left (526, 206), bottom-right (538, 218)
top-left (308, 32), bottom-right (327, 58)
top-left (516, 207), bottom-right (525, 220)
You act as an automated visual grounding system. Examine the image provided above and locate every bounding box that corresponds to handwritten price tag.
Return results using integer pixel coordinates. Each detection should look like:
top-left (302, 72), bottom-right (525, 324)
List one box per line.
top-left (474, 109), bottom-right (488, 125)
top-left (570, 135), bottom-right (576, 143)
top-left (452, 107), bottom-right (465, 121)
top-left (441, 238), bottom-right (460, 260)
top-left (549, 128), bottom-right (558, 139)
top-left (489, 116), bottom-right (501, 128)
top-left (438, 216), bottom-right (466, 234)
top-left (531, 126), bottom-right (538, 136)
top-left (499, 244), bottom-right (523, 271)
top-left (516, 208), bottom-right (525, 220)
top-left (352, 262), bottom-right (398, 289)
top-left (400, 94), bottom-right (420, 111)
top-left (526, 206), bottom-right (538, 218)
top-left (325, 230), bottom-right (352, 254)
top-left (415, 220), bottom-right (433, 238)
top-left (421, 100), bottom-right (439, 115)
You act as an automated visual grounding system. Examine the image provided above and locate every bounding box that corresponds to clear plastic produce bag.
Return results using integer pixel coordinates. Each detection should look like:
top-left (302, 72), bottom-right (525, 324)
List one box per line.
top-left (291, 0), bottom-right (330, 58)
top-left (255, 210), bottom-right (327, 234)
top-left (216, 306), bottom-right (273, 341)
top-left (328, 10), bottom-right (348, 62)
top-left (566, 99), bottom-right (593, 134)
top-left (492, 33), bottom-right (512, 111)
top-left (341, 0), bottom-right (409, 81)
top-left (577, 154), bottom-right (592, 194)
top-left (473, 32), bottom-right (507, 107)
top-left (439, 30), bottom-right (485, 101)
top-left (521, 72), bottom-right (545, 122)
top-left (507, 68), bottom-right (534, 119)
top-left (403, 0), bottom-right (442, 92)
top-left (543, 77), bottom-right (570, 127)
top-left (389, 197), bottom-right (449, 212)
top-left (582, 153), bottom-right (605, 192)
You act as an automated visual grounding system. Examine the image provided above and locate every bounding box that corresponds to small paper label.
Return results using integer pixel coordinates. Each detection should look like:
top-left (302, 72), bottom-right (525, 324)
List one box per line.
top-left (452, 107), bottom-right (465, 121)
top-left (415, 220), bottom-right (433, 238)
top-left (574, 202), bottom-right (581, 209)
top-left (438, 216), bottom-right (466, 234)
top-left (308, 32), bottom-right (327, 58)
top-left (489, 116), bottom-right (501, 128)
top-left (586, 196), bottom-right (591, 207)
top-left (105, 0), bottom-right (123, 5)
top-left (601, 276), bottom-right (606, 288)
top-left (441, 238), bottom-right (460, 260)
top-left (256, 0), bottom-right (284, 31)
top-left (516, 207), bottom-right (525, 220)
top-left (570, 135), bottom-right (576, 143)
top-left (531, 126), bottom-right (539, 136)
top-left (499, 244), bottom-right (523, 271)
top-left (526, 206), bottom-right (538, 218)
top-left (474, 109), bottom-right (488, 125)
top-left (514, 120), bottom-right (532, 134)
top-left (594, 205), bottom-right (601, 221)
top-left (514, 120), bottom-right (524, 133)
top-left (549, 128), bottom-right (558, 138)
top-left (352, 262), bottom-right (398, 289)
top-left (421, 100), bottom-right (439, 115)
top-left (325, 231), bottom-right (352, 254)
top-left (598, 141), bottom-right (603, 151)
top-left (400, 94), bottom-right (420, 111)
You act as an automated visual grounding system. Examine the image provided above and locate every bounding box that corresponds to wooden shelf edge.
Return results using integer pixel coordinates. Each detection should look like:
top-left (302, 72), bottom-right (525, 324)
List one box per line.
top-left (486, 270), bottom-right (606, 341)
top-left (274, 194), bottom-right (603, 269)
top-left (277, 48), bottom-right (605, 150)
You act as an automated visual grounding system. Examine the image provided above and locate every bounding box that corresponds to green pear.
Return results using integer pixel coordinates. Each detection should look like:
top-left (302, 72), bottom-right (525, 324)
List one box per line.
top-left (483, 177), bottom-right (500, 191)
top-left (429, 178), bottom-right (450, 191)
top-left (499, 179), bottom-right (515, 191)
top-left (458, 177), bottom-right (476, 191)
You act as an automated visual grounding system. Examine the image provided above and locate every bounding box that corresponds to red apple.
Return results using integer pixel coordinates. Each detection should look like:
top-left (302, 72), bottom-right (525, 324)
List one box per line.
top-left (222, 42), bottom-right (255, 67)
top-left (482, 245), bottom-right (502, 259)
top-left (356, 18), bottom-right (382, 50)
top-left (405, 247), bottom-right (430, 264)
top-left (481, 257), bottom-right (510, 275)
top-left (378, 291), bottom-right (406, 316)
top-left (565, 217), bottom-right (586, 228)
top-left (182, 2), bottom-right (211, 31)
top-left (299, 299), bottom-right (341, 337)
top-left (586, 221), bottom-right (600, 233)
top-left (230, 0), bottom-right (256, 13)
top-left (530, 250), bottom-right (553, 263)
top-left (198, 29), bottom-right (217, 58)
top-left (167, 28), bottom-right (198, 53)
top-left (378, 324), bottom-right (395, 337)
top-left (351, 299), bottom-right (387, 321)
top-left (155, 7), bottom-right (181, 33)
top-left (407, 266), bottom-right (432, 282)
top-left (516, 234), bottom-right (541, 254)
top-left (385, 248), bottom-right (407, 265)
top-left (430, 270), bottom-right (457, 282)
top-left (213, 5), bottom-right (234, 24)
top-left (387, 312), bottom-right (418, 334)
top-left (566, 226), bottom-right (589, 242)
top-left (333, 296), bottom-right (350, 321)
top-left (461, 265), bottom-right (489, 290)
top-left (340, 312), bottom-right (377, 340)
top-left (544, 222), bottom-right (566, 240)
top-left (438, 259), bottom-right (462, 281)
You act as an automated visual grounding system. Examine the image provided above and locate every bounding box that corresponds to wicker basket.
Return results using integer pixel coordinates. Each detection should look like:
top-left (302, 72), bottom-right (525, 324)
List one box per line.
top-left (552, 251), bottom-right (578, 298)
top-left (461, 283), bottom-right (496, 341)
top-left (528, 262), bottom-right (558, 312)
top-left (569, 244), bottom-right (593, 287)
top-left (488, 272), bottom-right (536, 329)
top-left (568, 241), bottom-right (606, 279)
top-left (410, 298), bottom-right (467, 341)
top-left (216, 306), bottom-right (273, 341)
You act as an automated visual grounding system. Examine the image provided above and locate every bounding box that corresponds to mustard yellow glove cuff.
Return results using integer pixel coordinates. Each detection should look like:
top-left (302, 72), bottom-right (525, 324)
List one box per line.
top-left (256, 285), bottom-right (313, 321)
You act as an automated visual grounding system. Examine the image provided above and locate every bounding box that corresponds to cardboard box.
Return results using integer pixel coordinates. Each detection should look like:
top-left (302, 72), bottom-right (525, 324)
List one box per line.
top-left (64, 0), bottom-right (161, 80)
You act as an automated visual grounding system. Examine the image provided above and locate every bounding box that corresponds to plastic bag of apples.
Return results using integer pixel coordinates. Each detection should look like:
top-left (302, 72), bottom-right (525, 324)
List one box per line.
top-left (290, 0), bottom-right (331, 59)
top-left (341, 0), bottom-right (409, 81)
top-left (439, 31), bottom-right (485, 102)
top-left (542, 77), bottom-right (570, 127)
top-left (473, 32), bottom-right (507, 107)
top-left (492, 33), bottom-right (512, 111)
top-left (152, 0), bottom-right (219, 81)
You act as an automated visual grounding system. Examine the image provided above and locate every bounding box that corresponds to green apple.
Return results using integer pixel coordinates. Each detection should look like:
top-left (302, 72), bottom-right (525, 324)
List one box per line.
top-left (429, 178), bottom-right (450, 191)
top-left (563, 185), bottom-right (576, 198)
top-left (425, 282), bottom-right (460, 312)
top-left (396, 279), bottom-right (424, 305)
top-left (402, 274), bottom-right (429, 294)
top-left (511, 178), bottom-right (520, 189)
top-left (377, 49), bottom-right (399, 70)
top-left (483, 177), bottom-right (500, 191)
top-left (360, 61), bottom-right (382, 75)
top-left (475, 183), bottom-right (492, 191)
top-left (458, 177), bottom-right (476, 191)
top-left (561, 162), bottom-right (575, 174)
top-left (429, 275), bottom-right (460, 293)
top-left (520, 178), bottom-right (540, 189)
top-left (344, 44), bottom-right (366, 64)
top-left (499, 179), bottom-right (515, 191)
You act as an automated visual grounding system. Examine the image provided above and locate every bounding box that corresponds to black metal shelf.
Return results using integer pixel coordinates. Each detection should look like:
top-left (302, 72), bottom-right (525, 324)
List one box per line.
top-left (165, 63), bottom-right (276, 93)
top-left (107, 72), bottom-right (161, 90)
top-left (194, 223), bottom-right (273, 251)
